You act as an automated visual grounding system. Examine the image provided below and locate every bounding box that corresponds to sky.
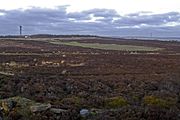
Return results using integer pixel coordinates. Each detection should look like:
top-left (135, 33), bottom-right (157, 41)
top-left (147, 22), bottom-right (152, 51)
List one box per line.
top-left (0, 0), bottom-right (180, 37)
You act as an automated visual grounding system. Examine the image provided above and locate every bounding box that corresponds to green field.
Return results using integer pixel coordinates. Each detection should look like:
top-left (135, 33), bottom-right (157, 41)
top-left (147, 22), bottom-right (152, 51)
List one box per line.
top-left (50, 41), bottom-right (163, 51)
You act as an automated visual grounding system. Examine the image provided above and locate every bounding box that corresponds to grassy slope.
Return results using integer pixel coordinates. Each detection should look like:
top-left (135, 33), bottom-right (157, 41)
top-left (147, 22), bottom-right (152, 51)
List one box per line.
top-left (50, 41), bottom-right (162, 51)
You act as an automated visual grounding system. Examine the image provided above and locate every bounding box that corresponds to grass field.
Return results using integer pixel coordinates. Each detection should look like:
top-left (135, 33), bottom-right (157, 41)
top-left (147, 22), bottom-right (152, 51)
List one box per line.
top-left (50, 41), bottom-right (162, 51)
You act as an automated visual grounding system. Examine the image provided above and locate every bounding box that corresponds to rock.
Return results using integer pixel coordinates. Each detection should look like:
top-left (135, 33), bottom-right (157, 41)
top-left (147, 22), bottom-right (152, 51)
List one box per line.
top-left (80, 109), bottom-right (90, 117)
top-left (61, 60), bottom-right (65, 64)
top-left (90, 108), bottom-right (104, 114)
top-left (67, 63), bottom-right (85, 67)
top-left (61, 70), bottom-right (67, 74)
top-left (30, 103), bottom-right (51, 113)
top-left (20, 86), bottom-right (24, 93)
top-left (50, 108), bottom-right (67, 114)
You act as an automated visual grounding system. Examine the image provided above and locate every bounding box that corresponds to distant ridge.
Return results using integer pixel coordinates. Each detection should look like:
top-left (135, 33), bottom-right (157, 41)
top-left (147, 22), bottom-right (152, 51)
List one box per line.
top-left (0, 34), bottom-right (99, 38)
top-left (0, 34), bottom-right (180, 41)
top-left (123, 36), bottom-right (180, 41)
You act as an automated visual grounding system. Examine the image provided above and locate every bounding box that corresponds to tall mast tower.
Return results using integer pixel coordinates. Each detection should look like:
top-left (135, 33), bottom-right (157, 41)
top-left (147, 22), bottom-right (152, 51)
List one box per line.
top-left (19, 25), bottom-right (22, 36)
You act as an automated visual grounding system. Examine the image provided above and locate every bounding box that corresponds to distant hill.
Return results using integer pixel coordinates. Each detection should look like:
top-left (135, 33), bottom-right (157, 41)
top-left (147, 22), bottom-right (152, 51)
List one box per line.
top-left (123, 36), bottom-right (180, 41)
top-left (0, 34), bottom-right (99, 38)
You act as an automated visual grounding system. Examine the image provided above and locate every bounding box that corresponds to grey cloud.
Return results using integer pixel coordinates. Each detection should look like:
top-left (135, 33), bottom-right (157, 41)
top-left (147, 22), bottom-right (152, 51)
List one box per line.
top-left (114, 12), bottom-right (180, 26)
top-left (67, 9), bottom-right (119, 22)
top-left (0, 6), bottom-right (180, 37)
top-left (83, 9), bottom-right (120, 18)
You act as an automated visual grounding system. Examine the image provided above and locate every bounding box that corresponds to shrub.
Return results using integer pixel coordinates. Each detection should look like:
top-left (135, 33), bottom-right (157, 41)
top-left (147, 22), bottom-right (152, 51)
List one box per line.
top-left (144, 96), bottom-right (176, 108)
top-left (105, 96), bottom-right (128, 108)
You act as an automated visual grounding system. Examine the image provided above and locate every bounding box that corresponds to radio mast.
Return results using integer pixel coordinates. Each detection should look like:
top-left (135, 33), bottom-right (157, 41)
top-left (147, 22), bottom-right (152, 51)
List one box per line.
top-left (19, 26), bottom-right (22, 36)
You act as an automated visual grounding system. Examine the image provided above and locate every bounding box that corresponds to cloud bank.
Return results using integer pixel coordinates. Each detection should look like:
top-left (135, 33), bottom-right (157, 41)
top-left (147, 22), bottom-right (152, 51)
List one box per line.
top-left (0, 6), bottom-right (180, 37)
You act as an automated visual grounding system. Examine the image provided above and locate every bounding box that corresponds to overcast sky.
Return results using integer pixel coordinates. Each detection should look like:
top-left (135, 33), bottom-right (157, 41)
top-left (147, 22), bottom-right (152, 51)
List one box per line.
top-left (0, 0), bottom-right (180, 37)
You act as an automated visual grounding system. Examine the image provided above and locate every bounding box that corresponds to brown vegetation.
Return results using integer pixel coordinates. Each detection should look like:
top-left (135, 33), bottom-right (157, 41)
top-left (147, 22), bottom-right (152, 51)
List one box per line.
top-left (0, 37), bottom-right (180, 119)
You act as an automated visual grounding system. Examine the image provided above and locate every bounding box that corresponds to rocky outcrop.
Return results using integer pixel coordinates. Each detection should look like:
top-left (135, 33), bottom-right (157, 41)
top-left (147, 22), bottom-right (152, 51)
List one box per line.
top-left (30, 103), bottom-right (51, 113)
